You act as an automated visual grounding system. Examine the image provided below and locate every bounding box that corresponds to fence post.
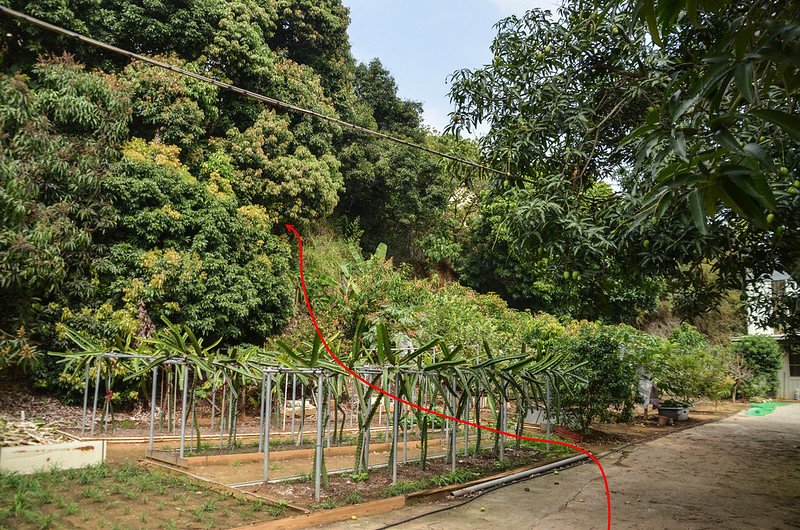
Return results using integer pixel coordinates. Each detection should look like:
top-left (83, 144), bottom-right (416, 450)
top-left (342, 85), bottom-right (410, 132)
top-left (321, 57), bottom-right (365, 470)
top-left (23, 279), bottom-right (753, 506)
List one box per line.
top-left (149, 366), bottom-right (158, 451)
top-left (545, 374), bottom-right (551, 452)
top-left (391, 372), bottom-right (400, 484)
top-left (81, 362), bottom-right (90, 436)
top-left (179, 364), bottom-right (189, 459)
top-left (258, 373), bottom-right (266, 453)
top-left (90, 355), bottom-right (102, 436)
top-left (263, 372), bottom-right (272, 482)
top-left (314, 371), bottom-right (324, 502)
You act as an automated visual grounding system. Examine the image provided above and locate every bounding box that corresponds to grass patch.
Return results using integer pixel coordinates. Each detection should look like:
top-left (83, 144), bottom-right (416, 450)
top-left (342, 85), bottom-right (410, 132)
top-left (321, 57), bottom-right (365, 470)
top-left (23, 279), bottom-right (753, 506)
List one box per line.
top-left (383, 480), bottom-right (427, 497)
top-left (311, 498), bottom-right (339, 510)
top-left (430, 470), bottom-right (479, 487)
top-left (343, 491), bottom-right (364, 505)
top-left (0, 463), bottom-right (283, 529)
top-left (266, 500), bottom-right (288, 517)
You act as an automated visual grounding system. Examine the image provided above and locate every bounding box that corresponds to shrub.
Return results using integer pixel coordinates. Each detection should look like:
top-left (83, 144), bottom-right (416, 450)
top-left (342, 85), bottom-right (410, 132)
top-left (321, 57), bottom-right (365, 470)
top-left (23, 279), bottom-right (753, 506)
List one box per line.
top-left (732, 335), bottom-right (782, 378)
top-left (555, 324), bottom-right (640, 433)
top-left (730, 335), bottom-right (782, 397)
top-left (652, 345), bottom-right (726, 403)
top-left (647, 324), bottom-right (728, 403)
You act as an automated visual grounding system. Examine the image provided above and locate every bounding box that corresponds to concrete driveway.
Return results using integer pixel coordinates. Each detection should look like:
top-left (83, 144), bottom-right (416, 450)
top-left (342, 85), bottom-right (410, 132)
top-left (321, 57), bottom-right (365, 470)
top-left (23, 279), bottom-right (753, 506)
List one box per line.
top-left (320, 404), bottom-right (800, 529)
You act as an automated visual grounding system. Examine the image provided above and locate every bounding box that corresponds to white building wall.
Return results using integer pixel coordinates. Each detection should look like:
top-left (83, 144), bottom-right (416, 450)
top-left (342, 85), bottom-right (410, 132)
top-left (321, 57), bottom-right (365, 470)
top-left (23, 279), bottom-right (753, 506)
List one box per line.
top-left (746, 271), bottom-right (794, 335)
top-left (746, 271), bottom-right (798, 399)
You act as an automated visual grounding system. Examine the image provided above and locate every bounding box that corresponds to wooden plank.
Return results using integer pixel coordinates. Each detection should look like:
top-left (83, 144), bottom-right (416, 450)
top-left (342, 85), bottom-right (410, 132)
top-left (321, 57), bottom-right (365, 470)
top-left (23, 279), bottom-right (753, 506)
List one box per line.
top-left (231, 496), bottom-right (406, 530)
top-left (0, 441), bottom-right (105, 474)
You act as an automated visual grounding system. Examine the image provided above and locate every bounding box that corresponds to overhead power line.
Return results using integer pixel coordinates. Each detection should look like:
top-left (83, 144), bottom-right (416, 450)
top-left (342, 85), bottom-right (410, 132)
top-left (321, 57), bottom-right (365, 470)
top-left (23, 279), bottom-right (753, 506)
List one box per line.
top-left (0, 5), bottom-right (515, 181)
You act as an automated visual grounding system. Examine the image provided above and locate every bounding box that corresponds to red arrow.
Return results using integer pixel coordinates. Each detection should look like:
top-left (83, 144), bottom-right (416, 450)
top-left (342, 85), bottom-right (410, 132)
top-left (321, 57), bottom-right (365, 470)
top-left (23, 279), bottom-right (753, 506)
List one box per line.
top-left (285, 224), bottom-right (611, 528)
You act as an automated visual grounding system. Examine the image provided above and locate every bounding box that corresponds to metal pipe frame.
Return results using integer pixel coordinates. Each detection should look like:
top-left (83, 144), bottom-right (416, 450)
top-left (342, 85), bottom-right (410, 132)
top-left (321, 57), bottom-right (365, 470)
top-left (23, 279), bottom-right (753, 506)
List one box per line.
top-left (149, 366), bottom-right (158, 451)
top-left (81, 362), bottom-right (90, 436)
top-left (90, 356), bottom-right (102, 436)
top-left (314, 372), bottom-right (324, 502)
top-left (179, 364), bottom-right (189, 459)
top-left (262, 373), bottom-right (272, 482)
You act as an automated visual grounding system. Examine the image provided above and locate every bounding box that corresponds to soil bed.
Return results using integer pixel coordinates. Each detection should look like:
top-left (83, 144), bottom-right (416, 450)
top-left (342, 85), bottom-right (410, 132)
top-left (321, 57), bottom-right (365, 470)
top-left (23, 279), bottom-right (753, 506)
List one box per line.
top-left (245, 444), bottom-right (573, 510)
top-left (0, 461), bottom-right (284, 529)
top-left (167, 430), bottom-right (426, 458)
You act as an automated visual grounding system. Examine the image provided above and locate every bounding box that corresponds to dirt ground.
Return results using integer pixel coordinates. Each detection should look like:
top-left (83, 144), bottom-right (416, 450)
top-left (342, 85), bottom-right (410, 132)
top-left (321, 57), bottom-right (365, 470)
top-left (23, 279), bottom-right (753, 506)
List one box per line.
top-left (322, 402), bottom-right (800, 529)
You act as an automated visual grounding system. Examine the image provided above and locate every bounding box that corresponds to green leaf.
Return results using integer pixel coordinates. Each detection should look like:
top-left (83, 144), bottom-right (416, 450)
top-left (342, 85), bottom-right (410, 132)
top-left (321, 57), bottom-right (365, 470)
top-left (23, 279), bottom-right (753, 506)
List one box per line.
top-left (753, 109), bottom-right (800, 142)
top-left (734, 24), bottom-right (755, 60)
top-left (670, 131), bottom-right (687, 161)
top-left (641, 0), bottom-right (663, 46)
top-left (734, 62), bottom-right (755, 102)
top-left (686, 0), bottom-right (698, 26)
top-left (688, 190), bottom-right (708, 234)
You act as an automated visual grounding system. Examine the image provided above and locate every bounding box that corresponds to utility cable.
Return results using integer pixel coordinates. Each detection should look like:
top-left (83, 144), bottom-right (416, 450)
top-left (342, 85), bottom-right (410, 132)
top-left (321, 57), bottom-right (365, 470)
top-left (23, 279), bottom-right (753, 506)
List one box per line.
top-left (0, 5), bottom-right (518, 181)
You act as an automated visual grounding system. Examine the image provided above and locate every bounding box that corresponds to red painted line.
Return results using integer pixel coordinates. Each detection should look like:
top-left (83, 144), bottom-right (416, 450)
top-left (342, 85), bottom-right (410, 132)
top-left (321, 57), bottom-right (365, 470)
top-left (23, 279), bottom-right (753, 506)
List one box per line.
top-left (285, 224), bottom-right (612, 528)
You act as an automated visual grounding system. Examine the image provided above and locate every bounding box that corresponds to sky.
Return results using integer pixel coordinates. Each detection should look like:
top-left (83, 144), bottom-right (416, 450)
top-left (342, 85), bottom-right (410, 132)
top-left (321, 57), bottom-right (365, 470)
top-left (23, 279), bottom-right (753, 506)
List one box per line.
top-left (343, 0), bottom-right (559, 133)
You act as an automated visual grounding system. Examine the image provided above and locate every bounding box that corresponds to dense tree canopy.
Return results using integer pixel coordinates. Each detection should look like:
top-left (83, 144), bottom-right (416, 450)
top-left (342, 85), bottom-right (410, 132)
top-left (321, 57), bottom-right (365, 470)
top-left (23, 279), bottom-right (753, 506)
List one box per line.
top-left (0, 0), bottom-right (796, 390)
top-left (0, 59), bottom-right (127, 362)
top-left (0, 1), bottom-right (470, 376)
top-left (447, 0), bottom-right (799, 332)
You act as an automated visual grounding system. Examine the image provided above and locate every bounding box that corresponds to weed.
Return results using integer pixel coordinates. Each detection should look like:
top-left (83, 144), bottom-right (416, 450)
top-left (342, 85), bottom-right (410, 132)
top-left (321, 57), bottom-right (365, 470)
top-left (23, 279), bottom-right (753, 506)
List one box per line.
top-left (30, 486), bottom-right (54, 505)
top-left (13, 491), bottom-right (28, 517)
top-left (349, 472), bottom-right (369, 483)
top-left (493, 459), bottom-right (515, 471)
top-left (76, 465), bottom-right (109, 485)
top-left (343, 491), bottom-right (364, 505)
top-left (266, 500), bottom-right (288, 517)
top-left (23, 510), bottom-right (54, 529)
top-left (156, 500), bottom-right (167, 511)
top-left (311, 499), bottom-right (338, 510)
top-left (80, 487), bottom-right (104, 503)
top-left (193, 500), bottom-right (216, 519)
top-left (430, 470), bottom-right (478, 487)
top-left (230, 460), bottom-right (243, 468)
top-left (38, 512), bottom-right (55, 529)
top-left (160, 520), bottom-right (177, 530)
top-left (61, 500), bottom-right (79, 516)
top-left (383, 480), bottom-right (425, 497)
top-left (114, 419), bottom-right (137, 429)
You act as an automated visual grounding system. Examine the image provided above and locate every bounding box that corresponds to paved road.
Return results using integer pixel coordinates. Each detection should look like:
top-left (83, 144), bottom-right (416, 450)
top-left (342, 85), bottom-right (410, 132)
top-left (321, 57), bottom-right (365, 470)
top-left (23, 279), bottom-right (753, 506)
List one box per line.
top-left (321, 404), bottom-right (800, 529)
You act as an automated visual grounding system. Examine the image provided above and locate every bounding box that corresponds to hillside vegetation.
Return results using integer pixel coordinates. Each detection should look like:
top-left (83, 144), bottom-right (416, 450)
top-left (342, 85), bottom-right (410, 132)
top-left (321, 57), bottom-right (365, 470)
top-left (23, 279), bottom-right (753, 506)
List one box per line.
top-left (1, 0), bottom-right (795, 409)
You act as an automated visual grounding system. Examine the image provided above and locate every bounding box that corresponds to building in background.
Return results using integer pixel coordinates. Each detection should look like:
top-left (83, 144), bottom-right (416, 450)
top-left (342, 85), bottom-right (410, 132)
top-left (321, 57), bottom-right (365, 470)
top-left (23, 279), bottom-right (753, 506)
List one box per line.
top-left (746, 271), bottom-right (799, 399)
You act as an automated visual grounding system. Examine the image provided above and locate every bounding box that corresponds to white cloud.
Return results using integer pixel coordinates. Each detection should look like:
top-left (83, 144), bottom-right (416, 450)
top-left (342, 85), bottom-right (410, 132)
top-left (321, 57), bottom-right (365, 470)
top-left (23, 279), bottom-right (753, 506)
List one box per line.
top-left (488, 0), bottom-right (559, 17)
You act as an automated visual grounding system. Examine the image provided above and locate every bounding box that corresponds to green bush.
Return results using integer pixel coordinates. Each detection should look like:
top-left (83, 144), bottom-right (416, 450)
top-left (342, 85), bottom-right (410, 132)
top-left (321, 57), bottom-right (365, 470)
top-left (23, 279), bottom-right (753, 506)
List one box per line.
top-left (643, 324), bottom-right (729, 403)
top-left (555, 323), bottom-right (640, 433)
top-left (732, 335), bottom-right (782, 377)
top-left (731, 335), bottom-right (782, 397)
